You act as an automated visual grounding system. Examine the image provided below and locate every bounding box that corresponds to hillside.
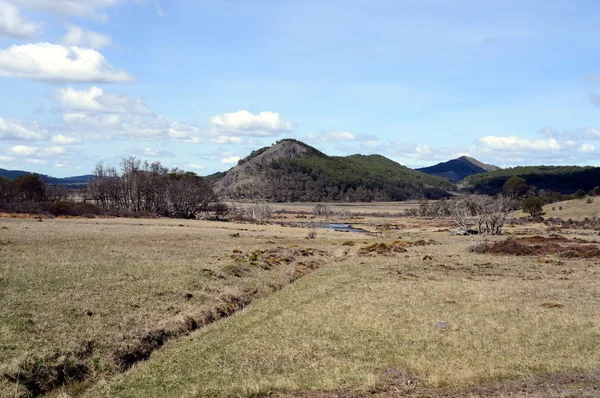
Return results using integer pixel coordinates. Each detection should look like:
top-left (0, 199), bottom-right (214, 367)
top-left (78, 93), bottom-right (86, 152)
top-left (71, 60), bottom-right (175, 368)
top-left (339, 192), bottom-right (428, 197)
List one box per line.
top-left (463, 165), bottom-right (600, 195)
top-left (0, 168), bottom-right (93, 185)
top-left (417, 156), bottom-right (499, 183)
top-left (214, 139), bottom-right (455, 201)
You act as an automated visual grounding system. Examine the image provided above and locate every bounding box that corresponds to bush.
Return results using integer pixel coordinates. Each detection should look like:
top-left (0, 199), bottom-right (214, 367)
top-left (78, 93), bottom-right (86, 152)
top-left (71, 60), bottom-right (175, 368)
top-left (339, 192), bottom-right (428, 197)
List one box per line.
top-left (468, 242), bottom-right (490, 253)
top-left (573, 189), bottom-right (587, 199)
top-left (522, 197), bottom-right (543, 217)
top-left (45, 201), bottom-right (101, 217)
top-left (245, 202), bottom-right (273, 222)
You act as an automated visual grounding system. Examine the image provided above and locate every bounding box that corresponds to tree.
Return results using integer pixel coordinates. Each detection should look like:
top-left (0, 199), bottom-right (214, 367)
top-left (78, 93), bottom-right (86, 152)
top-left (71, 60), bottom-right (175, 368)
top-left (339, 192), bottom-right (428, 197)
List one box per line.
top-left (88, 159), bottom-right (218, 219)
top-left (167, 171), bottom-right (215, 219)
top-left (572, 189), bottom-right (586, 199)
top-left (449, 195), bottom-right (515, 235)
top-left (14, 174), bottom-right (47, 202)
top-left (522, 197), bottom-right (543, 217)
top-left (502, 176), bottom-right (527, 198)
top-left (0, 177), bottom-right (15, 203)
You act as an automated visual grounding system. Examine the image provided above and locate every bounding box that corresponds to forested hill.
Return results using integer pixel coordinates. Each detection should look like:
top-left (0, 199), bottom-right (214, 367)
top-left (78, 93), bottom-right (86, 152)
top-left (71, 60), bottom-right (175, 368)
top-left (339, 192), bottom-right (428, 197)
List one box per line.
top-left (417, 156), bottom-right (499, 183)
top-left (214, 139), bottom-right (455, 201)
top-left (0, 168), bottom-right (93, 185)
top-left (462, 166), bottom-right (600, 195)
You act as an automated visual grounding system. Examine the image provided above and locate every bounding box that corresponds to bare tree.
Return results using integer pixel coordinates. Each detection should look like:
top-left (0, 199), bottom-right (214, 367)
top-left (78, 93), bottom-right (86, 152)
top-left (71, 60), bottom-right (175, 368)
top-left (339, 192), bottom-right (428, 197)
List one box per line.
top-left (450, 195), bottom-right (515, 235)
top-left (88, 159), bottom-right (217, 218)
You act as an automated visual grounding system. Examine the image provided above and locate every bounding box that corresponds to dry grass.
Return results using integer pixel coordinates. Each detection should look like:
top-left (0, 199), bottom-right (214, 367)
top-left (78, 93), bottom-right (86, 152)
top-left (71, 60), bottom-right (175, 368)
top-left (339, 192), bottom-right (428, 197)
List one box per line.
top-left (88, 227), bottom-right (600, 397)
top-left (0, 217), bottom-right (344, 397)
top-left (259, 201), bottom-right (420, 216)
top-left (3, 211), bottom-right (600, 397)
top-left (513, 198), bottom-right (600, 220)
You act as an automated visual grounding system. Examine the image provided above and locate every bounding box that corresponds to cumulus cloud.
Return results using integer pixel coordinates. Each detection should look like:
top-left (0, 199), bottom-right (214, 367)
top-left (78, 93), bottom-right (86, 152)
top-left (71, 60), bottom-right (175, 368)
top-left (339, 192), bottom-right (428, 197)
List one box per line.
top-left (7, 0), bottom-right (119, 21)
top-left (384, 140), bottom-right (469, 162)
top-left (579, 143), bottom-right (597, 153)
top-left (208, 110), bottom-right (293, 136)
top-left (583, 127), bottom-right (600, 139)
top-left (0, 1), bottom-right (41, 39)
top-left (127, 147), bottom-right (174, 157)
top-left (0, 118), bottom-right (48, 140)
top-left (314, 131), bottom-right (356, 143)
top-left (61, 26), bottom-right (111, 50)
top-left (185, 163), bottom-right (205, 170)
top-left (220, 156), bottom-right (240, 164)
top-left (0, 43), bottom-right (134, 83)
top-left (56, 86), bottom-right (152, 114)
top-left (51, 134), bottom-right (81, 145)
top-left (58, 107), bottom-right (291, 144)
top-left (478, 135), bottom-right (561, 151)
top-left (7, 145), bottom-right (66, 157)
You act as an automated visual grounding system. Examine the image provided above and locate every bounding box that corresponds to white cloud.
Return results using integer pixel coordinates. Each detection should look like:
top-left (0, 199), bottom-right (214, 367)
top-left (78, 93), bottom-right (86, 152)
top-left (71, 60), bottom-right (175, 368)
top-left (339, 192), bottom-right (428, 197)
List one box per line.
top-left (220, 156), bottom-right (240, 164)
top-left (583, 127), bottom-right (600, 139)
top-left (415, 145), bottom-right (432, 155)
top-left (0, 43), bottom-right (134, 83)
top-left (386, 140), bottom-right (468, 162)
top-left (127, 147), bottom-right (174, 157)
top-left (319, 131), bottom-right (356, 142)
top-left (208, 110), bottom-right (293, 136)
top-left (7, 0), bottom-right (119, 21)
top-left (0, 1), bottom-right (41, 39)
top-left (51, 134), bottom-right (81, 145)
top-left (58, 107), bottom-right (289, 144)
top-left (478, 135), bottom-right (561, 152)
top-left (0, 118), bottom-right (48, 140)
top-left (61, 26), bottom-right (111, 50)
top-left (564, 140), bottom-right (578, 147)
top-left (56, 86), bottom-right (152, 114)
top-left (7, 145), bottom-right (66, 157)
top-left (0, 155), bottom-right (13, 162)
top-left (185, 163), bottom-right (205, 170)
top-left (26, 158), bottom-right (47, 165)
top-left (579, 143), bottom-right (597, 153)
top-left (7, 145), bottom-right (36, 156)
top-left (155, 0), bottom-right (164, 17)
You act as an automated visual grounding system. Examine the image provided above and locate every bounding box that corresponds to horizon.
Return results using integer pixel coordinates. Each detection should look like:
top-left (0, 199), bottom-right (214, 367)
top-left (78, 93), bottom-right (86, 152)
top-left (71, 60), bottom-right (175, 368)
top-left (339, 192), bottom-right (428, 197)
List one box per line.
top-left (1, 1), bottom-right (600, 177)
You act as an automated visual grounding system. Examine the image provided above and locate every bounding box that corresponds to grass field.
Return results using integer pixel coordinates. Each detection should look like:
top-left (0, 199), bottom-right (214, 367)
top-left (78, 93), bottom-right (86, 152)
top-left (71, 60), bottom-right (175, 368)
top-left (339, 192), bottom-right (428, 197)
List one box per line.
top-left (2, 205), bottom-right (600, 397)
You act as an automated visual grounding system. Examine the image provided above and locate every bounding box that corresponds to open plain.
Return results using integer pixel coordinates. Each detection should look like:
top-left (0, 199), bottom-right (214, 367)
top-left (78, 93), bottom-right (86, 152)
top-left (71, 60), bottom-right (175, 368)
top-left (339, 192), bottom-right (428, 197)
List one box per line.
top-left (1, 203), bottom-right (600, 397)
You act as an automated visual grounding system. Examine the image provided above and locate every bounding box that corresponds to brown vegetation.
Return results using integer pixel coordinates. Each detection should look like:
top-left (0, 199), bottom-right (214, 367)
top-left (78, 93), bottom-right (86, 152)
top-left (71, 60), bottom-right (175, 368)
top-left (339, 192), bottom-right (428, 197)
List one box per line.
top-left (472, 235), bottom-right (600, 257)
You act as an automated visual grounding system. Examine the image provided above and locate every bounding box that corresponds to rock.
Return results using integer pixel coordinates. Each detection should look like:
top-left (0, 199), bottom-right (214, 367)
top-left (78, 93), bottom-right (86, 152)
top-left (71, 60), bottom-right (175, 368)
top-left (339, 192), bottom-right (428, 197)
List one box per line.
top-left (436, 321), bottom-right (449, 329)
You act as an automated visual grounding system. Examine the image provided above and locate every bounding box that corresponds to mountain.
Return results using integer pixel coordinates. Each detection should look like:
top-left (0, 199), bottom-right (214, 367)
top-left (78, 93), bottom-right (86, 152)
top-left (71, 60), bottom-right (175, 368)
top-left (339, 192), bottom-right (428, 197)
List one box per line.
top-left (0, 168), bottom-right (94, 185)
top-left (214, 139), bottom-right (455, 202)
top-left (416, 156), bottom-right (500, 183)
top-left (463, 165), bottom-right (600, 195)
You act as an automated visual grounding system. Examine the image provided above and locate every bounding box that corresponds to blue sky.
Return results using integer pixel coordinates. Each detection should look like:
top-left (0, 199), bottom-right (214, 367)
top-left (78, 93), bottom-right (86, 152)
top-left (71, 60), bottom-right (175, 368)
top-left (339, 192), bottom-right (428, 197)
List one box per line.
top-left (1, 0), bottom-right (600, 177)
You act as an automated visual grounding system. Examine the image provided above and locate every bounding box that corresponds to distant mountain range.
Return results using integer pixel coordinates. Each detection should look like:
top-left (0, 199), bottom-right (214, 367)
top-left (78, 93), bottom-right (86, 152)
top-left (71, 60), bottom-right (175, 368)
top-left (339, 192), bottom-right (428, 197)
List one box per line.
top-left (463, 166), bottom-right (600, 195)
top-left (416, 156), bottom-right (500, 183)
top-left (6, 140), bottom-right (596, 198)
top-left (0, 168), bottom-right (93, 185)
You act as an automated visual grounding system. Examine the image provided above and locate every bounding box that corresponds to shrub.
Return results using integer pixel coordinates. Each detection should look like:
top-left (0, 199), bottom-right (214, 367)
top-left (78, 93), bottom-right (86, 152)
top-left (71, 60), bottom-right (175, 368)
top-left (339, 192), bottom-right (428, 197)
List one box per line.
top-left (522, 197), bottom-right (543, 217)
top-left (245, 202), bottom-right (273, 222)
top-left (468, 242), bottom-right (490, 253)
top-left (573, 189), bottom-right (587, 199)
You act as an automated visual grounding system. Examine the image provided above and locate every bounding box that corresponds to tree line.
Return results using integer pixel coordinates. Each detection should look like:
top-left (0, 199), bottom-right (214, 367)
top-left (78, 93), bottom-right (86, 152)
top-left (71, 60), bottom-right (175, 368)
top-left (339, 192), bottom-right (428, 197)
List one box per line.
top-left (0, 157), bottom-right (220, 219)
top-left (88, 158), bottom-right (217, 218)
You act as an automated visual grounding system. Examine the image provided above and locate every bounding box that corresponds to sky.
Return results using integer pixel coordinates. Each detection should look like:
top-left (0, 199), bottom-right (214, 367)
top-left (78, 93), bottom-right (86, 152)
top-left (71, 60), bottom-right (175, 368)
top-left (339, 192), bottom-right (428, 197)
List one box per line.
top-left (1, 0), bottom-right (600, 177)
